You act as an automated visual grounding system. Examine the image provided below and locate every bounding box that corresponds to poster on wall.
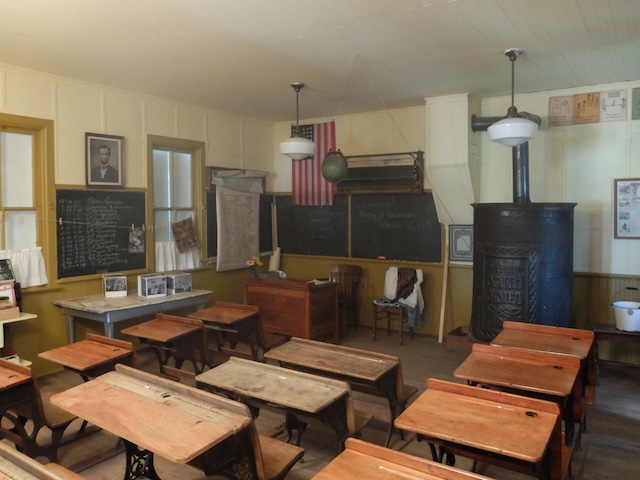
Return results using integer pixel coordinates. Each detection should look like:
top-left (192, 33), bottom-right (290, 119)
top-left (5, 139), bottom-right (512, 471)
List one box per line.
top-left (614, 178), bottom-right (640, 239)
top-left (548, 95), bottom-right (574, 126)
top-left (574, 92), bottom-right (600, 124)
top-left (632, 88), bottom-right (640, 120)
top-left (600, 89), bottom-right (627, 122)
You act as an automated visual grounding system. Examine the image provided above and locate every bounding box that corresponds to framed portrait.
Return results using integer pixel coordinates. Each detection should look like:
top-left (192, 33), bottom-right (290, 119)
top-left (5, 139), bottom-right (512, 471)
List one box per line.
top-left (0, 259), bottom-right (15, 283)
top-left (449, 224), bottom-right (473, 262)
top-left (86, 132), bottom-right (125, 187)
top-left (614, 178), bottom-right (640, 239)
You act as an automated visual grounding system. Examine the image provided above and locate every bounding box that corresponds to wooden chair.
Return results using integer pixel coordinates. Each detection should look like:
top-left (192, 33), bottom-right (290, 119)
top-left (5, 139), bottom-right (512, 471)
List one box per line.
top-left (329, 264), bottom-right (362, 338)
top-left (0, 358), bottom-right (78, 463)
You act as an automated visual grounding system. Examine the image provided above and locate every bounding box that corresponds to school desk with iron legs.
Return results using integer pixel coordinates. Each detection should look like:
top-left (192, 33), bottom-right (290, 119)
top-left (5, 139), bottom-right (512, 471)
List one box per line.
top-left (264, 336), bottom-right (417, 447)
top-left (453, 343), bottom-right (581, 446)
top-left (394, 378), bottom-right (566, 480)
top-left (196, 356), bottom-right (357, 452)
top-left (50, 364), bottom-right (255, 480)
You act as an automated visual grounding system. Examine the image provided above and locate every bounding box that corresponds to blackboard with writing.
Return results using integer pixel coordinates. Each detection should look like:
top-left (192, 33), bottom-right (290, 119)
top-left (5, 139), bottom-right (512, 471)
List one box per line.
top-left (56, 190), bottom-right (146, 278)
top-left (276, 195), bottom-right (348, 256)
top-left (351, 193), bottom-right (441, 262)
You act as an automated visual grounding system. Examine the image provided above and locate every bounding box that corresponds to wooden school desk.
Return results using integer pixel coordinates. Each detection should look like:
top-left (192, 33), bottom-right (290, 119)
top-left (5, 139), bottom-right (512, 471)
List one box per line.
top-left (187, 301), bottom-right (264, 361)
top-left (121, 314), bottom-right (206, 375)
top-left (394, 378), bottom-right (567, 480)
top-left (313, 438), bottom-right (496, 480)
top-left (264, 337), bottom-right (417, 447)
top-left (454, 343), bottom-right (581, 446)
top-left (38, 334), bottom-right (136, 381)
top-left (0, 441), bottom-right (85, 480)
top-left (491, 321), bottom-right (596, 408)
top-left (53, 289), bottom-right (211, 342)
top-left (50, 364), bottom-right (253, 479)
top-left (196, 356), bottom-right (359, 452)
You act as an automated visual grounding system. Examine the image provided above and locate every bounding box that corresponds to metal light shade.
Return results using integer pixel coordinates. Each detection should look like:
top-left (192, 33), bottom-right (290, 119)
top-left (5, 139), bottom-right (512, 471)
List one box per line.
top-left (280, 136), bottom-right (316, 160)
top-left (321, 150), bottom-right (348, 183)
top-left (487, 116), bottom-right (538, 147)
top-left (280, 82), bottom-right (315, 160)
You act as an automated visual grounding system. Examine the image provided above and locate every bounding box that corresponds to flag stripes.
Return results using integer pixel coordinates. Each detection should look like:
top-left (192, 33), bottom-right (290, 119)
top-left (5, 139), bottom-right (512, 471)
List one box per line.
top-left (292, 121), bottom-right (336, 206)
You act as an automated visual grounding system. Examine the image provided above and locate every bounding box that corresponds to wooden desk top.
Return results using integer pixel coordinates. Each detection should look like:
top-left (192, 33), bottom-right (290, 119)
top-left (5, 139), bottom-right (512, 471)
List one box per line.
top-left (121, 314), bottom-right (202, 342)
top-left (196, 357), bottom-right (350, 415)
top-left (38, 334), bottom-right (134, 372)
top-left (313, 438), bottom-right (495, 480)
top-left (265, 337), bottom-right (398, 382)
top-left (454, 344), bottom-right (579, 397)
top-left (188, 301), bottom-right (259, 326)
top-left (0, 442), bottom-right (84, 480)
top-left (0, 363), bottom-right (30, 391)
top-left (50, 364), bottom-right (250, 463)
top-left (491, 321), bottom-right (593, 359)
top-left (394, 379), bottom-right (559, 463)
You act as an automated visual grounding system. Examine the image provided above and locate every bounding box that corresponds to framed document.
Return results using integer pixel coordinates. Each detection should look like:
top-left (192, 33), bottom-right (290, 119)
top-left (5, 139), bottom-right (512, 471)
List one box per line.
top-left (614, 178), bottom-right (640, 239)
top-left (86, 132), bottom-right (125, 187)
top-left (449, 225), bottom-right (473, 262)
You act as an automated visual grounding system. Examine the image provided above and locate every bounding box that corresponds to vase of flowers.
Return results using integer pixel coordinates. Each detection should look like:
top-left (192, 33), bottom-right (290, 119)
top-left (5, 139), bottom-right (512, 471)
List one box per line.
top-left (246, 256), bottom-right (263, 278)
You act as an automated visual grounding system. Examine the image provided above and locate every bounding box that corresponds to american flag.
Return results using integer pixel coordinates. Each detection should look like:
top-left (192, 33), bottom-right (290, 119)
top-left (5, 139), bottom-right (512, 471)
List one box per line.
top-left (291, 121), bottom-right (337, 206)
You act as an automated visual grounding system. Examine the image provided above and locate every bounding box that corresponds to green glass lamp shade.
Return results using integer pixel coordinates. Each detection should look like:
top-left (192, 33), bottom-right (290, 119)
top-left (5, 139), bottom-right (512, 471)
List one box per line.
top-left (321, 151), bottom-right (348, 183)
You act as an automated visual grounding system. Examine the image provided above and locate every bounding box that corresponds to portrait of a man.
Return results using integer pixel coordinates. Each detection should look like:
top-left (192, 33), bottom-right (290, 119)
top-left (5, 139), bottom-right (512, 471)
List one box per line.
top-left (86, 133), bottom-right (125, 186)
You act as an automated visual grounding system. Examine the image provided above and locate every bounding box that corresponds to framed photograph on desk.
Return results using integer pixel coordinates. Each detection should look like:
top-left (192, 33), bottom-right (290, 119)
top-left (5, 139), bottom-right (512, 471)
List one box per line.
top-left (86, 132), bottom-right (125, 187)
top-left (449, 225), bottom-right (473, 262)
top-left (0, 259), bottom-right (15, 283)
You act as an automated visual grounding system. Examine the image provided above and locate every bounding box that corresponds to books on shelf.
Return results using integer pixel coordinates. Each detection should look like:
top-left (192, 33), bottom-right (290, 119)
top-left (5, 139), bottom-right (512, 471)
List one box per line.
top-left (0, 281), bottom-right (17, 309)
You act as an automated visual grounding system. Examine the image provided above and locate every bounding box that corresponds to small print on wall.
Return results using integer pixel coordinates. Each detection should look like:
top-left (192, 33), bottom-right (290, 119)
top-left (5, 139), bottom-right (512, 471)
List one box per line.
top-left (449, 225), bottom-right (473, 262)
top-left (614, 178), bottom-right (640, 239)
top-left (574, 92), bottom-right (600, 124)
top-left (86, 132), bottom-right (125, 187)
top-left (548, 95), bottom-right (574, 126)
top-left (600, 89), bottom-right (627, 122)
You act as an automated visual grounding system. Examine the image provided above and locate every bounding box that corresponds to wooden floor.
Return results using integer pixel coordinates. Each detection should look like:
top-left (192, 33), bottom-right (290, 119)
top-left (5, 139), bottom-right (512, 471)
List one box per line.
top-left (26, 326), bottom-right (640, 479)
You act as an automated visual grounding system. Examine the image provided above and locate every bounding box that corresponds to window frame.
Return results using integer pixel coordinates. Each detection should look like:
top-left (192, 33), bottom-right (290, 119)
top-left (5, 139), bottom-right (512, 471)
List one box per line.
top-left (146, 135), bottom-right (206, 272)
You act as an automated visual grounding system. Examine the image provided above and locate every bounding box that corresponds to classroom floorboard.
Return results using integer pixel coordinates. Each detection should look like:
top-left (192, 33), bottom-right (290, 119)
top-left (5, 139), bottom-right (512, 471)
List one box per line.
top-left (24, 326), bottom-right (640, 479)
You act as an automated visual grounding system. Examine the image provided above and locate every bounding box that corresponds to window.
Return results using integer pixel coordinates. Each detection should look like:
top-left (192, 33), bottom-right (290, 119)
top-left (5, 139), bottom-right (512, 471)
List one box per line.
top-left (148, 136), bottom-right (205, 272)
top-left (0, 113), bottom-right (53, 288)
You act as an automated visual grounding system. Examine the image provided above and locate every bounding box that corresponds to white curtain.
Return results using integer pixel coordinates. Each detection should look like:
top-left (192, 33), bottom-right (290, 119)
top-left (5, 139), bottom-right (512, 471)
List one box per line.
top-left (0, 247), bottom-right (48, 287)
top-left (155, 242), bottom-right (200, 272)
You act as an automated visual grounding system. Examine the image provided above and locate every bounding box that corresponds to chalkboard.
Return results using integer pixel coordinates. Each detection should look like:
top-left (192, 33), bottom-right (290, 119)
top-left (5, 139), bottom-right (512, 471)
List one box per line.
top-left (207, 192), bottom-right (273, 257)
top-left (56, 190), bottom-right (146, 278)
top-left (351, 193), bottom-right (441, 262)
top-left (276, 195), bottom-right (348, 256)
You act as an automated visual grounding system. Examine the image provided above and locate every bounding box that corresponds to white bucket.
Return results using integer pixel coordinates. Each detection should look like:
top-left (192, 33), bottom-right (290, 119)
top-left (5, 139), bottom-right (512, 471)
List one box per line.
top-left (612, 301), bottom-right (640, 332)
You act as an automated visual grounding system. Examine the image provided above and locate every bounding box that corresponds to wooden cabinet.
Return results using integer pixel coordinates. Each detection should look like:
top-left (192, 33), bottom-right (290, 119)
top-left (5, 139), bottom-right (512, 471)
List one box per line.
top-left (243, 277), bottom-right (338, 343)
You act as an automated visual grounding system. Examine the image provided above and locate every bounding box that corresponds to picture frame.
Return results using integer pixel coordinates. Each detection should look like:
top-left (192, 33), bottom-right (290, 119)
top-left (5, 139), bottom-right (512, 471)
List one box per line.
top-left (86, 132), bottom-right (125, 187)
top-left (0, 281), bottom-right (17, 309)
top-left (614, 178), bottom-right (640, 239)
top-left (102, 273), bottom-right (128, 298)
top-left (0, 259), bottom-right (15, 283)
top-left (449, 224), bottom-right (474, 262)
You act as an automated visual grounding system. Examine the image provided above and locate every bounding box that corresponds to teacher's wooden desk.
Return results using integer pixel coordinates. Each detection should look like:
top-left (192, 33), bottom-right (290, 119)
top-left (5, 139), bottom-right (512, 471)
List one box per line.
top-left (394, 379), bottom-right (567, 480)
top-left (53, 289), bottom-right (211, 343)
top-left (196, 356), bottom-right (361, 452)
top-left (313, 438), bottom-right (496, 480)
top-left (50, 364), bottom-right (256, 479)
top-left (264, 337), bottom-right (417, 448)
top-left (454, 343), bottom-right (581, 446)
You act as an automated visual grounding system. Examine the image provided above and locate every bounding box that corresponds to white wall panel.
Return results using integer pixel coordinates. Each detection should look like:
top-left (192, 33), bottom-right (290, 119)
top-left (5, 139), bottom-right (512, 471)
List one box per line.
top-left (177, 105), bottom-right (207, 141)
top-left (4, 70), bottom-right (54, 119)
top-left (242, 119), bottom-right (273, 172)
top-left (145, 99), bottom-right (178, 138)
top-left (206, 110), bottom-right (242, 168)
top-left (56, 81), bottom-right (103, 134)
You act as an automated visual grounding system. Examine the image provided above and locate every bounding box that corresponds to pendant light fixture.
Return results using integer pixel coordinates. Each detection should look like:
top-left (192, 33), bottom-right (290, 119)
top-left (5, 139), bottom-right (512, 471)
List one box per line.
top-left (487, 48), bottom-right (538, 147)
top-left (279, 82), bottom-right (316, 160)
